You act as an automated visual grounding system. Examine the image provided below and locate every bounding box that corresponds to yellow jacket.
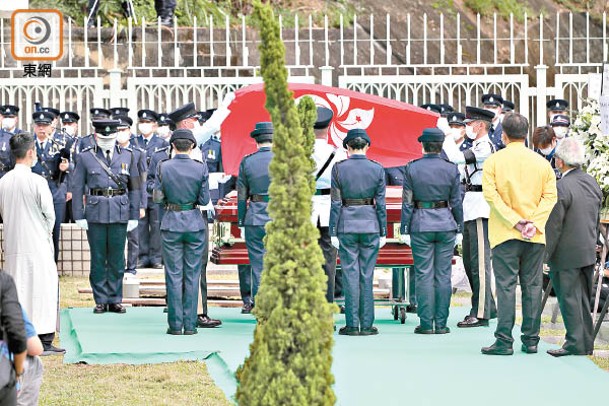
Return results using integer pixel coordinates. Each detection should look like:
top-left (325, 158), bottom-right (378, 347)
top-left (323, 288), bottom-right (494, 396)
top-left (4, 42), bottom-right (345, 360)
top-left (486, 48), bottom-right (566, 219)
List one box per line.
top-left (482, 141), bottom-right (557, 248)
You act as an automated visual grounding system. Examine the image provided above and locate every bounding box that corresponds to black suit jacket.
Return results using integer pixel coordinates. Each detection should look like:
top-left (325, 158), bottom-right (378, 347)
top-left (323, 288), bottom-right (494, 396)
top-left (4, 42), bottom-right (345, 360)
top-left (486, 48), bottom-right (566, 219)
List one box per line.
top-left (545, 168), bottom-right (602, 269)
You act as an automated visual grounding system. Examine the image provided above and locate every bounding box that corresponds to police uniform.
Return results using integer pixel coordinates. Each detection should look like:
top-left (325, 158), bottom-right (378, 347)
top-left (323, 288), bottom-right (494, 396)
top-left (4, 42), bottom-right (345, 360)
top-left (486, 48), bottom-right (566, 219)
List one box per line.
top-left (153, 129), bottom-right (210, 334)
top-left (443, 107), bottom-right (497, 327)
top-left (71, 119), bottom-right (141, 314)
top-left (547, 99), bottom-right (569, 119)
top-left (0, 105), bottom-right (24, 179)
top-left (482, 94), bottom-right (505, 151)
top-left (200, 135), bottom-right (222, 204)
top-left (401, 128), bottom-right (463, 334)
top-left (330, 128), bottom-right (387, 336)
top-left (237, 122), bottom-right (274, 301)
top-left (135, 109), bottom-right (169, 268)
top-left (31, 111), bottom-right (72, 262)
top-left (312, 107), bottom-right (346, 303)
top-left (60, 111), bottom-right (81, 223)
top-left (77, 108), bottom-right (113, 154)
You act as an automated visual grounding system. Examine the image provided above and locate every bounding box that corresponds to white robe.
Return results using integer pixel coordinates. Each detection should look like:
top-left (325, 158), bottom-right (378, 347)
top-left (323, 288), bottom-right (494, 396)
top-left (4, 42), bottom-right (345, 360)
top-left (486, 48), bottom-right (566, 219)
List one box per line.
top-left (0, 164), bottom-right (58, 334)
top-left (311, 139), bottom-right (347, 227)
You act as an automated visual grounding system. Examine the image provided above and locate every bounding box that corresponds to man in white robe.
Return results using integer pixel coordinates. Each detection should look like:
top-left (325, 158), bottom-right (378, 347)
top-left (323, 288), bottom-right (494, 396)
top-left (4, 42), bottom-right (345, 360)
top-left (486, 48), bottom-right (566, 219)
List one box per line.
top-left (0, 132), bottom-right (63, 355)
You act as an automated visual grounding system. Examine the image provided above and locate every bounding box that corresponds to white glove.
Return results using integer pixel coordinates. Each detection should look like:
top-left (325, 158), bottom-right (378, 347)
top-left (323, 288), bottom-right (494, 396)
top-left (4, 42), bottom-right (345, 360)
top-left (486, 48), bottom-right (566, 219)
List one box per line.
top-left (379, 236), bottom-right (387, 249)
top-left (201, 201), bottom-right (215, 220)
top-left (239, 227), bottom-right (245, 239)
top-left (331, 236), bottom-right (340, 250)
top-left (455, 233), bottom-right (463, 246)
top-left (127, 219), bottom-right (139, 232)
top-left (75, 219), bottom-right (88, 230)
top-left (399, 234), bottom-right (411, 246)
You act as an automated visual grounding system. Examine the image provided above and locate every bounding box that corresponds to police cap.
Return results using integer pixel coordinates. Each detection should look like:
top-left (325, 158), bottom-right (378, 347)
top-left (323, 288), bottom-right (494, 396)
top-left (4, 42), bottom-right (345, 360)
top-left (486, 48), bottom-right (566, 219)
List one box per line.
top-left (250, 122), bottom-right (273, 142)
top-left (169, 129), bottom-right (196, 144)
top-left (110, 107), bottom-right (130, 116)
top-left (420, 104), bottom-right (442, 114)
top-left (502, 100), bottom-right (515, 112)
top-left (464, 106), bottom-right (495, 123)
top-left (314, 107), bottom-right (334, 129)
top-left (342, 128), bottom-right (371, 149)
top-left (447, 112), bottom-right (466, 127)
top-left (439, 104), bottom-right (454, 116)
top-left (32, 111), bottom-right (55, 125)
top-left (168, 103), bottom-right (199, 124)
top-left (417, 127), bottom-right (445, 143)
top-left (138, 109), bottom-right (159, 122)
top-left (92, 119), bottom-right (121, 137)
top-left (115, 115), bottom-right (133, 128)
top-left (481, 94), bottom-right (503, 107)
top-left (0, 105), bottom-right (20, 117)
top-left (60, 111), bottom-right (80, 123)
top-left (158, 113), bottom-right (172, 126)
top-left (546, 99), bottom-right (569, 112)
top-left (550, 114), bottom-right (570, 127)
top-left (42, 107), bottom-right (60, 117)
top-left (90, 108), bottom-right (111, 119)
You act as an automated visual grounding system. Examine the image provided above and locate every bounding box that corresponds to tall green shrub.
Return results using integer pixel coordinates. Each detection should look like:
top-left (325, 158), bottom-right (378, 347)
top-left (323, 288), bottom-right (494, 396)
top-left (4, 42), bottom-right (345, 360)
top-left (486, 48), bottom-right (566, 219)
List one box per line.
top-left (235, 1), bottom-right (336, 405)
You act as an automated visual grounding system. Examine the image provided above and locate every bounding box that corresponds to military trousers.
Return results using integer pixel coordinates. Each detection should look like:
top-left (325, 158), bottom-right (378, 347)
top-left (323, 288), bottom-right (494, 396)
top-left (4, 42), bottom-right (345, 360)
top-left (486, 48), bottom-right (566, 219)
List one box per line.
top-left (126, 228), bottom-right (139, 272)
top-left (411, 231), bottom-right (455, 330)
top-left (138, 200), bottom-right (162, 266)
top-left (199, 229), bottom-right (210, 316)
top-left (492, 239), bottom-right (544, 348)
top-left (392, 267), bottom-right (417, 306)
top-left (161, 229), bottom-right (205, 332)
top-left (462, 218), bottom-right (496, 319)
top-left (318, 226), bottom-right (338, 303)
top-left (550, 264), bottom-right (595, 354)
top-left (245, 225), bottom-right (267, 300)
top-left (238, 264), bottom-right (252, 305)
top-left (87, 222), bottom-right (128, 304)
top-left (338, 232), bottom-right (380, 329)
top-left (52, 199), bottom-right (66, 263)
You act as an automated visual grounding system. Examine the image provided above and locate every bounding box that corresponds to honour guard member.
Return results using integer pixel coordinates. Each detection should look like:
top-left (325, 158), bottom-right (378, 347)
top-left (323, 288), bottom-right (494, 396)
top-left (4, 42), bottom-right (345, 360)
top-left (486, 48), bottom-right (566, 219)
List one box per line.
top-left (0, 105), bottom-right (24, 180)
top-left (238, 122), bottom-right (274, 303)
top-left (78, 108), bottom-right (112, 152)
top-left (154, 129), bottom-right (211, 334)
top-left (199, 110), bottom-right (223, 204)
top-left (135, 109), bottom-right (167, 268)
top-left (482, 93), bottom-right (504, 150)
top-left (157, 113), bottom-right (172, 141)
top-left (0, 105), bottom-right (24, 136)
top-left (547, 99), bottom-right (569, 121)
top-left (61, 111), bottom-right (81, 222)
top-left (550, 114), bottom-right (570, 140)
top-left (116, 115), bottom-right (148, 275)
top-left (400, 128), bottom-right (463, 335)
top-left (31, 111), bottom-right (71, 262)
top-left (443, 107), bottom-right (497, 328)
top-left (312, 107), bottom-right (346, 303)
top-left (71, 119), bottom-right (141, 314)
top-left (330, 128), bottom-right (387, 336)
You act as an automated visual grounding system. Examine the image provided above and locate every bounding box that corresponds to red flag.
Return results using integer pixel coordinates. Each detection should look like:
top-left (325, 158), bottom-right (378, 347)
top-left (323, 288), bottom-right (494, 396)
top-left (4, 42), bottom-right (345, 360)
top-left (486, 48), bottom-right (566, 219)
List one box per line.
top-left (221, 83), bottom-right (439, 175)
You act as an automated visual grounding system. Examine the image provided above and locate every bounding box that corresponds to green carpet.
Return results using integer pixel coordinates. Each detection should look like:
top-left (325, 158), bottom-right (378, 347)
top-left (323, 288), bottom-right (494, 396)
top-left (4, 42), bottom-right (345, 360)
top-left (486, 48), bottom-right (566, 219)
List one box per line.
top-left (61, 307), bottom-right (609, 405)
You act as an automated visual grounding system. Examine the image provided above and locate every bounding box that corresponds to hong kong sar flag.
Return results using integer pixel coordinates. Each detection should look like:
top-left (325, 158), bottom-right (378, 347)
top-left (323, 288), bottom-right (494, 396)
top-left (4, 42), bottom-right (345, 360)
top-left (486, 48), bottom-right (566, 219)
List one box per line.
top-left (220, 83), bottom-right (439, 176)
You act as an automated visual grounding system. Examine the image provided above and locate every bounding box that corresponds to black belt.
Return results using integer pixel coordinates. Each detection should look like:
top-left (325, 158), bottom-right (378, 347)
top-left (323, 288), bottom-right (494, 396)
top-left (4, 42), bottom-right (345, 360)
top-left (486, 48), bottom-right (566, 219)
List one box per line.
top-left (414, 200), bottom-right (448, 209)
top-left (342, 198), bottom-right (374, 206)
top-left (250, 194), bottom-right (270, 203)
top-left (315, 188), bottom-right (331, 196)
top-left (89, 188), bottom-right (126, 197)
top-left (465, 184), bottom-right (483, 192)
top-left (165, 203), bottom-right (196, 212)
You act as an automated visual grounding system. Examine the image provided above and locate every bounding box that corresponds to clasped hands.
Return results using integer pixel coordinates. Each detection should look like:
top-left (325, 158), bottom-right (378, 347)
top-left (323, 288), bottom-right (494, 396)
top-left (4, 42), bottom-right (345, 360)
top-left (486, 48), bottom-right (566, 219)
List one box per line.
top-left (515, 219), bottom-right (537, 240)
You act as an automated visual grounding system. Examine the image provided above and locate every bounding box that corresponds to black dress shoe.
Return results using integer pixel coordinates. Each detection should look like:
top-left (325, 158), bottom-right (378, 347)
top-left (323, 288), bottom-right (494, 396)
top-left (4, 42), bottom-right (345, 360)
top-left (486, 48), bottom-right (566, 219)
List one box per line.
top-left (406, 304), bottom-right (417, 313)
top-left (360, 327), bottom-right (379, 336)
top-left (93, 304), bottom-right (107, 314)
top-left (338, 326), bottom-right (359, 336)
top-left (197, 314), bottom-right (222, 328)
top-left (481, 344), bottom-right (514, 355)
top-left (166, 328), bottom-right (182, 335)
top-left (108, 303), bottom-right (126, 314)
top-left (136, 261), bottom-right (150, 269)
top-left (44, 344), bottom-right (66, 353)
top-left (546, 348), bottom-right (586, 357)
top-left (183, 329), bottom-right (198, 335)
top-left (150, 263), bottom-right (164, 269)
top-left (457, 316), bottom-right (489, 328)
top-left (241, 303), bottom-right (253, 314)
top-left (521, 344), bottom-right (538, 354)
top-left (435, 327), bottom-right (451, 334)
top-left (414, 326), bottom-right (434, 335)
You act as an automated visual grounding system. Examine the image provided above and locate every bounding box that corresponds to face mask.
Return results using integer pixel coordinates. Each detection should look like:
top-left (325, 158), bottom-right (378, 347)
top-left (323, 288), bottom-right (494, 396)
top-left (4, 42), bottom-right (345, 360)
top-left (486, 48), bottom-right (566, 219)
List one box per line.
top-left (157, 126), bottom-right (171, 139)
top-left (96, 137), bottom-right (117, 152)
top-left (116, 130), bottom-right (131, 144)
top-left (437, 117), bottom-right (450, 133)
top-left (465, 125), bottom-right (477, 140)
top-left (446, 128), bottom-right (462, 141)
top-left (553, 127), bottom-right (568, 139)
top-left (138, 122), bottom-right (153, 135)
top-left (2, 117), bottom-right (16, 130)
top-left (539, 145), bottom-right (554, 155)
top-left (63, 126), bottom-right (76, 137)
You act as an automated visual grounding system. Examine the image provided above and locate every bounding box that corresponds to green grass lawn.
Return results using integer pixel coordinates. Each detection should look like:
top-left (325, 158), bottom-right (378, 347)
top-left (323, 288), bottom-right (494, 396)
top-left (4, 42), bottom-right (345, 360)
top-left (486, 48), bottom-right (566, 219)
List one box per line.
top-left (41, 276), bottom-right (231, 406)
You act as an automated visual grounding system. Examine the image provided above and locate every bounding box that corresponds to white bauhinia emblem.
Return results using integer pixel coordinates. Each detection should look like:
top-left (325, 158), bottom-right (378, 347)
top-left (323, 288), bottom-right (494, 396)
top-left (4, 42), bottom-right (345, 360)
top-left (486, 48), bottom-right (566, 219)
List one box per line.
top-left (556, 102), bottom-right (560, 108)
top-left (295, 93), bottom-right (375, 150)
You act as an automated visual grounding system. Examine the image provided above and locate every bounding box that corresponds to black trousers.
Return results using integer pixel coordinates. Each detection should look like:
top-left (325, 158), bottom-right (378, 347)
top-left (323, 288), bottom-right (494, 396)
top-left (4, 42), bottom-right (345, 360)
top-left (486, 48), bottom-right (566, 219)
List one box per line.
top-left (318, 226), bottom-right (337, 303)
top-left (87, 223), bottom-right (128, 304)
top-left (492, 240), bottom-right (545, 348)
top-left (550, 265), bottom-right (595, 354)
top-left (238, 264), bottom-right (252, 305)
top-left (52, 200), bottom-right (66, 263)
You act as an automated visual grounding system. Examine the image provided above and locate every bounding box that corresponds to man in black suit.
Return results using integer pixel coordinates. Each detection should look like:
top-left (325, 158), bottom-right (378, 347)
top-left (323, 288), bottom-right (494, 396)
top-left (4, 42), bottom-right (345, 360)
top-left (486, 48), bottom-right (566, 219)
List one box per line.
top-left (545, 138), bottom-right (602, 357)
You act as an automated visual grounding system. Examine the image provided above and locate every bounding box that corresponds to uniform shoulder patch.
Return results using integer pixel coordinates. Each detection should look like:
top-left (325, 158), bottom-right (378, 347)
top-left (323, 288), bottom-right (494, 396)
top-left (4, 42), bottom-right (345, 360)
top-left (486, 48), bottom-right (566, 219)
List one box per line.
top-left (154, 146), bottom-right (170, 154)
top-left (81, 146), bottom-right (93, 153)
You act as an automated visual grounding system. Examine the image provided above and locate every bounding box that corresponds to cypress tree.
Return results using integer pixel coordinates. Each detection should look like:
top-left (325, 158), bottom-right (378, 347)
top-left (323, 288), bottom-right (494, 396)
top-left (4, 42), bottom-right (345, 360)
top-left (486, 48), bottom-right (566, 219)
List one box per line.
top-left (235, 1), bottom-right (336, 405)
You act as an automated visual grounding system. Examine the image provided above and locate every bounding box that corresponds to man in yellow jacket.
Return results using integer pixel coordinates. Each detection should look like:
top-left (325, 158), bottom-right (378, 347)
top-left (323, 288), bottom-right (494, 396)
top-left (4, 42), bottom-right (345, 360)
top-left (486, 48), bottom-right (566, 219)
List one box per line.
top-left (481, 112), bottom-right (557, 355)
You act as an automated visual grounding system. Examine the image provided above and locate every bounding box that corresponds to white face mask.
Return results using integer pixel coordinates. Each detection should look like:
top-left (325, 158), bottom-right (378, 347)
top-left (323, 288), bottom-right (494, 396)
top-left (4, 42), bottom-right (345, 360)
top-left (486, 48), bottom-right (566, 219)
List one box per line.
top-left (539, 145), bottom-right (555, 156)
top-left (116, 130), bottom-right (131, 145)
top-left (63, 126), bottom-right (76, 137)
top-left (138, 122), bottom-right (153, 135)
top-left (2, 117), bottom-right (16, 130)
top-left (157, 126), bottom-right (171, 139)
top-left (465, 125), bottom-right (477, 140)
top-left (437, 117), bottom-right (450, 133)
top-left (96, 137), bottom-right (117, 152)
top-left (553, 127), bottom-right (568, 139)
top-left (446, 128), bottom-right (462, 141)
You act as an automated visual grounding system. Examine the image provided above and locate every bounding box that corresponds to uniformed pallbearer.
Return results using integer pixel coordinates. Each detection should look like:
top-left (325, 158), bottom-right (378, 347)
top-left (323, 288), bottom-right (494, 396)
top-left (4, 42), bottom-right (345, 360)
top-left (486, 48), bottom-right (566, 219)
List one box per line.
top-left (237, 122), bottom-right (274, 303)
top-left (71, 119), bottom-right (140, 314)
top-left (153, 129), bottom-right (210, 335)
top-left (330, 128), bottom-right (387, 336)
top-left (400, 128), bottom-right (463, 334)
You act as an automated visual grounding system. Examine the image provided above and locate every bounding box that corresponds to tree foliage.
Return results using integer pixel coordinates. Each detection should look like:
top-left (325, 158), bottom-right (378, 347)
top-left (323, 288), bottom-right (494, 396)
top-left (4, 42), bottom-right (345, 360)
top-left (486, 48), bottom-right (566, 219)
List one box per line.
top-left (235, 1), bottom-right (336, 405)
